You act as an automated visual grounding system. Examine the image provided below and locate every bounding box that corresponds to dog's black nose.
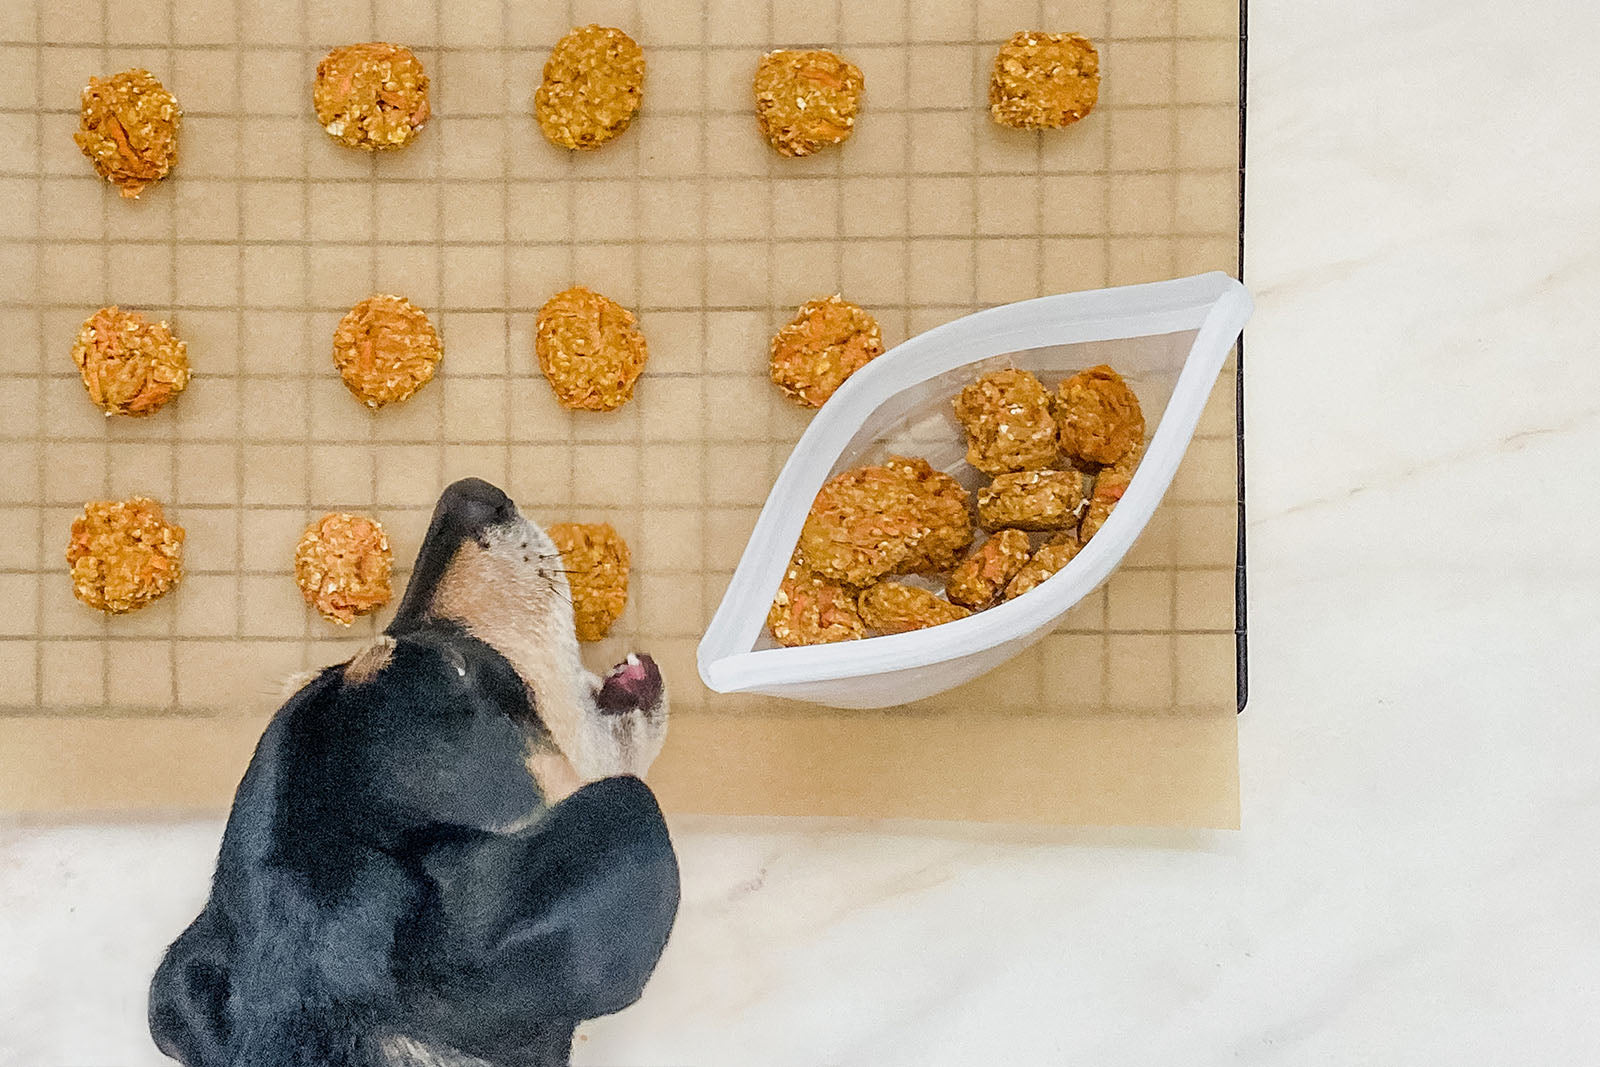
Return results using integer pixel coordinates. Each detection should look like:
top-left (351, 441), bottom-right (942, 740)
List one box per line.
top-left (436, 478), bottom-right (518, 533)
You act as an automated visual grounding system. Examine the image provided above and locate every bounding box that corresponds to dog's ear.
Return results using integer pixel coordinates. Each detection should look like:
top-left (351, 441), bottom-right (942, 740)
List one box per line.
top-left (486, 775), bottom-right (680, 1020)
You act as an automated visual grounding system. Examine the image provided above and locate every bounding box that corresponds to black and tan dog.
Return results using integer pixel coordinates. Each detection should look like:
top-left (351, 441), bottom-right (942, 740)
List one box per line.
top-left (149, 479), bottom-right (678, 1067)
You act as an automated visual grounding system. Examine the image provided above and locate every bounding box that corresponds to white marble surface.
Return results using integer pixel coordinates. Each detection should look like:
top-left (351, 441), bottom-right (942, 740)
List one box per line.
top-left (8, 1), bottom-right (1600, 1062)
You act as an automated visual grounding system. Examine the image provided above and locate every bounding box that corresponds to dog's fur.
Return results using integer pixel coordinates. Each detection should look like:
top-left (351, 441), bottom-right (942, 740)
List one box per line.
top-left (149, 479), bottom-right (678, 1067)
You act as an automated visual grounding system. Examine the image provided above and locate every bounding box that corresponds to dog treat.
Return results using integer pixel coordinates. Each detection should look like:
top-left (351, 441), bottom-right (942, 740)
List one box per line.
top-left (66, 497), bottom-right (184, 615)
top-left (945, 529), bottom-right (1033, 610)
top-left (74, 69), bottom-right (180, 198)
top-left (548, 522), bottom-right (631, 642)
top-left (858, 581), bottom-right (971, 635)
top-left (535, 286), bottom-right (649, 412)
top-left (294, 513), bottom-right (393, 626)
top-left (769, 295), bottom-right (885, 408)
top-left (535, 25), bottom-right (645, 151)
top-left (1080, 442), bottom-right (1143, 542)
top-left (988, 31), bottom-right (1099, 130)
top-left (332, 294), bottom-right (441, 410)
top-left (953, 368), bottom-right (1059, 474)
top-left (1004, 532), bottom-right (1082, 600)
top-left (977, 469), bottom-right (1089, 531)
top-left (1056, 364), bottom-right (1144, 466)
top-left (797, 456), bottom-right (972, 586)
top-left (70, 306), bottom-right (189, 417)
top-left (767, 556), bottom-right (865, 647)
top-left (313, 42), bottom-right (430, 150)
top-left (753, 49), bottom-right (864, 157)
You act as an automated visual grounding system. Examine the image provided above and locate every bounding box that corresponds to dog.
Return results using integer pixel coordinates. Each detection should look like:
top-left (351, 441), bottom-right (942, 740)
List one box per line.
top-left (148, 478), bottom-right (679, 1067)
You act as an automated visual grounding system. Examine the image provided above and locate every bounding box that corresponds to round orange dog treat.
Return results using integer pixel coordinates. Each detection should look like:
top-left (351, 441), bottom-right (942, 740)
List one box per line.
top-left (1004, 531), bottom-right (1082, 600)
top-left (945, 528), bottom-right (1033, 610)
top-left (294, 513), bottom-right (393, 625)
top-left (953, 368), bottom-right (1059, 474)
top-left (535, 286), bottom-right (649, 412)
top-left (548, 522), bottom-right (631, 642)
top-left (977, 469), bottom-right (1090, 531)
top-left (754, 49), bottom-right (864, 157)
top-left (988, 32), bottom-right (1099, 130)
top-left (314, 42), bottom-right (430, 150)
top-left (66, 497), bottom-right (184, 615)
top-left (858, 581), bottom-right (971, 635)
top-left (536, 25), bottom-right (646, 151)
top-left (332, 294), bottom-right (441, 410)
top-left (767, 557), bottom-right (865, 647)
top-left (1080, 442), bottom-right (1143, 542)
top-left (75, 69), bottom-right (180, 198)
top-left (797, 456), bottom-right (973, 586)
top-left (769, 295), bottom-right (884, 408)
top-left (71, 306), bottom-right (189, 417)
top-left (1056, 364), bottom-right (1144, 465)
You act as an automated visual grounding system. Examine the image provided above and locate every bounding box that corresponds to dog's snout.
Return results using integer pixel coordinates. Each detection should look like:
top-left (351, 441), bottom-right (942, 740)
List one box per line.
top-left (438, 478), bottom-right (518, 533)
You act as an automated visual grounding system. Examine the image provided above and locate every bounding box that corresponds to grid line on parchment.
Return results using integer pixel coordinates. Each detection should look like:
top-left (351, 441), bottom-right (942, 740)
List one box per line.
top-left (365, 0), bottom-right (383, 666)
top-left (1, 102), bottom-right (1238, 123)
top-left (98, 0), bottom-right (111, 708)
top-left (760, 0), bottom-right (773, 467)
top-left (9, 2), bottom-right (1242, 720)
top-left (230, 1), bottom-right (246, 659)
top-left (1099, 0), bottom-right (1116, 709)
top-left (298, 0), bottom-right (315, 662)
top-left (0, 35), bottom-right (1239, 54)
top-left (1168, 0), bottom-right (1182, 709)
top-left (899, 0), bottom-right (912, 347)
top-left (564, 0), bottom-right (575, 528)
top-left (166, 0), bottom-right (181, 710)
top-left (0, 225), bottom-right (1241, 249)
top-left (631, 0), bottom-right (645, 648)
top-left (431, 0), bottom-right (448, 666)
top-left (30, 0), bottom-right (45, 709)
top-left (1033, 0), bottom-right (1048, 704)
top-left (499, 0), bottom-right (513, 508)
top-left (695, 0), bottom-right (712, 628)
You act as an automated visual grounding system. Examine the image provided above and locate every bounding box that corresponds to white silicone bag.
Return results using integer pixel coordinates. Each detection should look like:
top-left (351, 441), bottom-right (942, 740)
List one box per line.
top-left (697, 272), bottom-right (1253, 709)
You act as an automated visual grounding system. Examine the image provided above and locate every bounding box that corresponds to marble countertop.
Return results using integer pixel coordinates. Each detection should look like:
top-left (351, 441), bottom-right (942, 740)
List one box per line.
top-left (7, 1), bottom-right (1600, 1063)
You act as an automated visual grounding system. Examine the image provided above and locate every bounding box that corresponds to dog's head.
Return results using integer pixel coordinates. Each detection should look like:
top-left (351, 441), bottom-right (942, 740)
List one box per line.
top-left (290, 478), bottom-right (576, 833)
top-left (247, 480), bottom-right (677, 1036)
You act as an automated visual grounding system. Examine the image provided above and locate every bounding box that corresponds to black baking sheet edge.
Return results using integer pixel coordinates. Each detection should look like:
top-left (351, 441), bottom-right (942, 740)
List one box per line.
top-left (1235, 0), bottom-right (1250, 714)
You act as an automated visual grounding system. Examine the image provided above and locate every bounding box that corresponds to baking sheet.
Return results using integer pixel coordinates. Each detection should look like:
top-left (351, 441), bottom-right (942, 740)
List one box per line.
top-left (0, 0), bottom-right (1241, 826)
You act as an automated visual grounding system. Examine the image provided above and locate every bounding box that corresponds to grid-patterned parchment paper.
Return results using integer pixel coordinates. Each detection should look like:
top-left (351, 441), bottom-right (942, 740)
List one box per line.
top-left (0, 0), bottom-right (1242, 825)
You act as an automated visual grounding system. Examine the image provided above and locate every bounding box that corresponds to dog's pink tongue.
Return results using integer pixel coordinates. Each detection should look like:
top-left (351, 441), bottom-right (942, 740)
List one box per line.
top-left (597, 653), bottom-right (662, 715)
